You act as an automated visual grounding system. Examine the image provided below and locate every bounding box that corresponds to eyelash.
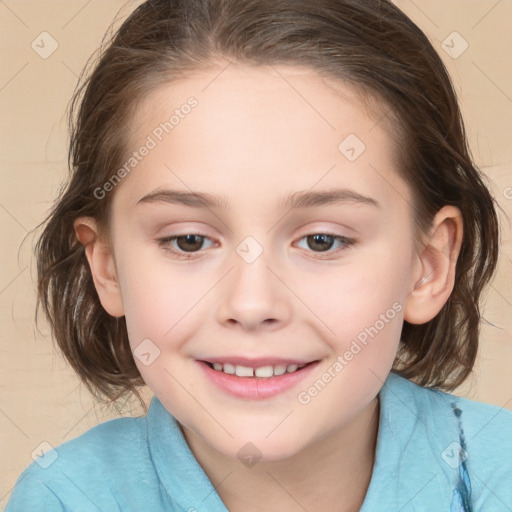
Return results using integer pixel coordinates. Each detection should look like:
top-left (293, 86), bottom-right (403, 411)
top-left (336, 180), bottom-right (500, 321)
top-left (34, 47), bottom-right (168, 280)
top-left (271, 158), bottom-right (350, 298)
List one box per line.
top-left (156, 232), bottom-right (356, 260)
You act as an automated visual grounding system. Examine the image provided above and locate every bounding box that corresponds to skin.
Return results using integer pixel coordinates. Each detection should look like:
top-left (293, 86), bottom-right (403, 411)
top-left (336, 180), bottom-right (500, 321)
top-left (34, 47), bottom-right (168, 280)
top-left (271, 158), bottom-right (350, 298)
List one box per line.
top-left (75, 62), bottom-right (463, 511)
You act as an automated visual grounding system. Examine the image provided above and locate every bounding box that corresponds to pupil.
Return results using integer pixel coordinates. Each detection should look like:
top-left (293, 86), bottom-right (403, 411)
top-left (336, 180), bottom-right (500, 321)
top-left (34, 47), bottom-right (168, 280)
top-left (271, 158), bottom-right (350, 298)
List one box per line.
top-left (178, 234), bottom-right (203, 252)
top-left (308, 234), bottom-right (333, 252)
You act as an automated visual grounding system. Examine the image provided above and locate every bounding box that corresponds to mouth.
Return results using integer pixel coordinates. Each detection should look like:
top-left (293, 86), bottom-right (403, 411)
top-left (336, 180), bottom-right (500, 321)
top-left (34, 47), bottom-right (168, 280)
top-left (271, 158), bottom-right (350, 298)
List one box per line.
top-left (200, 360), bottom-right (317, 378)
top-left (196, 357), bottom-right (321, 400)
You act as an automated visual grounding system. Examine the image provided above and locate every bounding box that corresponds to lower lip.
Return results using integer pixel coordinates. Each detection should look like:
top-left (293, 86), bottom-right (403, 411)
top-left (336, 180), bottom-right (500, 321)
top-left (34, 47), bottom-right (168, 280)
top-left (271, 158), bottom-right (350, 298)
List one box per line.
top-left (197, 360), bottom-right (320, 400)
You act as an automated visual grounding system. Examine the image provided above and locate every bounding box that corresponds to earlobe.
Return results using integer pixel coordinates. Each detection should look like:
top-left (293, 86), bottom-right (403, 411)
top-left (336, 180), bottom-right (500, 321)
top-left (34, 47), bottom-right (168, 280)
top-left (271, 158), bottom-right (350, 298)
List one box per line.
top-left (74, 217), bottom-right (125, 318)
top-left (403, 206), bottom-right (463, 325)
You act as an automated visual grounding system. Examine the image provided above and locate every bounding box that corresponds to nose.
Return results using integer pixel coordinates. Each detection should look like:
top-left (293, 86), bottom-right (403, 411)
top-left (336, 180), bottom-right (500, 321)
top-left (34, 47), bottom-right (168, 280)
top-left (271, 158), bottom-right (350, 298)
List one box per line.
top-left (215, 251), bottom-right (292, 332)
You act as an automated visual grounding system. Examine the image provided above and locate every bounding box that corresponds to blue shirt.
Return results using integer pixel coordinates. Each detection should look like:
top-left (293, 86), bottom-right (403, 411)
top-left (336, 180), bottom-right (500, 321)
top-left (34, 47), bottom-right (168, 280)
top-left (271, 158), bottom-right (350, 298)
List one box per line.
top-left (6, 373), bottom-right (512, 511)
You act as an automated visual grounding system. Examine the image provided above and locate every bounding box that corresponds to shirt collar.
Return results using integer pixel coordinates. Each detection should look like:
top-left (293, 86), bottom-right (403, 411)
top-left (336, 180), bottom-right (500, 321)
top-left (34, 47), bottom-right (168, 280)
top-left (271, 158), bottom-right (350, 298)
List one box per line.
top-left (146, 372), bottom-right (462, 511)
top-left (147, 397), bottom-right (229, 511)
top-left (360, 372), bottom-right (464, 510)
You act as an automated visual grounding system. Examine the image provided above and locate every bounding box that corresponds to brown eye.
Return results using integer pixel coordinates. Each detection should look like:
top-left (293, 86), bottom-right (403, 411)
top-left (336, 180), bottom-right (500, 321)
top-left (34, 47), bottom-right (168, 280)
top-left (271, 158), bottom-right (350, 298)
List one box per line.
top-left (295, 233), bottom-right (355, 259)
top-left (175, 234), bottom-right (205, 252)
top-left (306, 234), bottom-right (336, 252)
top-left (157, 233), bottom-right (216, 259)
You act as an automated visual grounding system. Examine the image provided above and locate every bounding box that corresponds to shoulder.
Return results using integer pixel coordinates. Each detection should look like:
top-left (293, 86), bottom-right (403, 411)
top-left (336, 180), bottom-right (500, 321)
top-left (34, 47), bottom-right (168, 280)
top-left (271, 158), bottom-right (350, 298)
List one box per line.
top-left (6, 414), bottom-right (148, 511)
top-left (385, 372), bottom-right (512, 448)
top-left (47, 413), bottom-right (147, 469)
top-left (381, 372), bottom-right (512, 508)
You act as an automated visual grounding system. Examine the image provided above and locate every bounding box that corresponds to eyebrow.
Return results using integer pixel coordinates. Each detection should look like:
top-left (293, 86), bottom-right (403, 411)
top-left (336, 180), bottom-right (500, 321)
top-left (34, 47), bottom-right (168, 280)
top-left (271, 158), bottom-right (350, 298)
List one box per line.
top-left (137, 188), bottom-right (381, 210)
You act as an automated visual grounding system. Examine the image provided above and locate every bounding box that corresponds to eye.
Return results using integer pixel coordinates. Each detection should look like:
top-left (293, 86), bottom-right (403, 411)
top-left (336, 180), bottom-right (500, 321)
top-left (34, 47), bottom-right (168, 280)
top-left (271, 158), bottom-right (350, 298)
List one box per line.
top-left (295, 233), bottom-right (355, 258)
top-left (157, 232), bottom-right (355, 260)
top-left (157, 233), bottom-right (217, 259)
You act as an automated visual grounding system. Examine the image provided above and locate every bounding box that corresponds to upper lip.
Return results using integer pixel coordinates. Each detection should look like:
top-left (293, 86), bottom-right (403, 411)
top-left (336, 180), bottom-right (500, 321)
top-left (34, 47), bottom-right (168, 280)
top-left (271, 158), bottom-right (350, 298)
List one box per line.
top-left (198, 357), bottom-right (319, 367)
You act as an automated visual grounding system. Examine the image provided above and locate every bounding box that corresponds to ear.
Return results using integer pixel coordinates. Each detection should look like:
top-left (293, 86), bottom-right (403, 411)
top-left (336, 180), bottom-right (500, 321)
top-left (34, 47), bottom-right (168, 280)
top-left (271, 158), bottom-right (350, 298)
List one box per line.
top-left (403, 205), bottom-right (463, 324)
top-left (74, 217), bottom-right (125, 317)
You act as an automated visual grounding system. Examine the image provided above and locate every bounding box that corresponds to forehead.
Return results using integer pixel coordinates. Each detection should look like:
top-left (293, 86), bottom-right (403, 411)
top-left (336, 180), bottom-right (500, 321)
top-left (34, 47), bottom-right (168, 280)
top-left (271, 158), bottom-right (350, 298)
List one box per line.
top-left (116, 63), bottom-right (410, 214)
top-left (132, 63), bottom-right (390, 145)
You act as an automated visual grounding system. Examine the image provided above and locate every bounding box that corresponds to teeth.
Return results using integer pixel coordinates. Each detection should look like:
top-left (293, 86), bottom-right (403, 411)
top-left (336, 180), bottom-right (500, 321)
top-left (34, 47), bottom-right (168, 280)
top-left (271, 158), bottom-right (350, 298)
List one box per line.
top-left (209, 361), bottom-right (307, 378)
top-left (235, 365), bottom-right (254, 377)
top-left (273, 365), bottom-right (287, 375)
top-left (223, 363), bottom-right (235, 375)
top-left (255, 366), bottom-right (274, 378)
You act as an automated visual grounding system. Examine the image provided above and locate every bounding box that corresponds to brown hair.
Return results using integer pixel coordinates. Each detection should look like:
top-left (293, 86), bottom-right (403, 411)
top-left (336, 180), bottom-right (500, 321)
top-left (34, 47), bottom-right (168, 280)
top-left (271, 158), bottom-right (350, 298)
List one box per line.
top-left (35, 0), bottom-right (500, 410)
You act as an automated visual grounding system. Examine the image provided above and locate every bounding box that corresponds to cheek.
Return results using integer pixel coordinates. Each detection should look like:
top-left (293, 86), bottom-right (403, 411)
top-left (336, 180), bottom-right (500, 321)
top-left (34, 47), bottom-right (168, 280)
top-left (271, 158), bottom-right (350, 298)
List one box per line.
top-left (114, 247), bottom-right (202, 346)
top-left (297, 243), bottom-right (410, 380)
top-left (293, 258), bottom-right (408, 431)
top-left (307, 250), bottom-right (408, 335)
top-left (114, 252), bottom-right (206, 399)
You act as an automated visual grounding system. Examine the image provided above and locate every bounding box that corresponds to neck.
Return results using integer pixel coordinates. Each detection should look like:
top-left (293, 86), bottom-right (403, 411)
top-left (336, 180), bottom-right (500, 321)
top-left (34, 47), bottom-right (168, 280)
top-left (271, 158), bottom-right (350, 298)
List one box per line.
top-left (181, 397), bottom-right (380, 512)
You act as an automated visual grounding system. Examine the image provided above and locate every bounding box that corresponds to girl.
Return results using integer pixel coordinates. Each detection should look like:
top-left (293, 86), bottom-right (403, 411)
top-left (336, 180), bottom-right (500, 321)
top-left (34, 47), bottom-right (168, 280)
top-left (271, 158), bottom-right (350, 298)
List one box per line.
top-left (6, 0), bottom-right (511, 510)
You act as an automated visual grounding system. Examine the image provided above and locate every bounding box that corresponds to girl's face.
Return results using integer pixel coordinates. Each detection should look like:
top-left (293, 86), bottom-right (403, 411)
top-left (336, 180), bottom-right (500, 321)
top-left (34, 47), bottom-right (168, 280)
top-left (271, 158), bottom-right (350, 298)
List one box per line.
top-left (104, 64), bottom-right (423, 460)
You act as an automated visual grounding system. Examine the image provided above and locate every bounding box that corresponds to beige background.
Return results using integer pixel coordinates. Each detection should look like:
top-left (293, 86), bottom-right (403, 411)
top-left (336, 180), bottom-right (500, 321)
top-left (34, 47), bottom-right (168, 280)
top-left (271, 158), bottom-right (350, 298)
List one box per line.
top-left (1, 0), bottom-right (511, 506)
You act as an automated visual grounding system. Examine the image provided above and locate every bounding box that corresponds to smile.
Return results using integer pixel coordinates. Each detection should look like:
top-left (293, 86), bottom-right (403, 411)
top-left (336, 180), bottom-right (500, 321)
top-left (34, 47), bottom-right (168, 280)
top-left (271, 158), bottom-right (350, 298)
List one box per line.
top-left (197, 358), bottom-right (321, 400)
top-left (204, 361), bottom-right (310, 378)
